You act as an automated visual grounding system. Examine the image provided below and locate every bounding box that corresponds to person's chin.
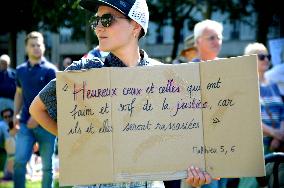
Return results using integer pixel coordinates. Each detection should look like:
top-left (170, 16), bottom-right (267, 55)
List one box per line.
top-left (213, 47), bottom-right (220, 52)
top-left (99, 44), bottom-right (111, 52)
top-left (33, 54), bottom-right (42, 59)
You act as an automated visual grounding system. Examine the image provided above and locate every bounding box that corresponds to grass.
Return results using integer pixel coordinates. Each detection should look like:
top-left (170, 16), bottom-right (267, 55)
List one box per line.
top-left (0, 180), bottom-right (41, 188)
top-left (0, 172), bottom-right (72, 188)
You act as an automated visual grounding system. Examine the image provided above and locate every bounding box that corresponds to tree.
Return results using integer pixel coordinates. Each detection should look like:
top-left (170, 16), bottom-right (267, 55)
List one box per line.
top-left (148, 0), bottom-right (252, 60)
top-left (0, 0), bottom-right (87, 68)
top-left (251, 0), bottom-right (283, 44)
top-left (148, 0), bottom-right (198, 60)
top-left (195, 0), bottom-right (250, 20)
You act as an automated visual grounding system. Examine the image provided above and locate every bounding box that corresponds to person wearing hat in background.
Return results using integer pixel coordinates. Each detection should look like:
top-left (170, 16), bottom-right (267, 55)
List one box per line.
top-left (29, 0), bottom-right (214, 187)
top-left (172, 35), bottom-right (197, 64)
top-left (0, 54), bottom-right (16, 121)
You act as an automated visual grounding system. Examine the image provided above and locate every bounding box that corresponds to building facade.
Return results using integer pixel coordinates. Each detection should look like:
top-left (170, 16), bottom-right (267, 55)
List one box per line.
top-left (6, 10), bottom-right (281, 66)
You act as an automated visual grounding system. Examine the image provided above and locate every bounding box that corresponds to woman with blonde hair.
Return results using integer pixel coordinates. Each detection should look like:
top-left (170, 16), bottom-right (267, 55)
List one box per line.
top-left (238, 42), bottom-right (284, 188)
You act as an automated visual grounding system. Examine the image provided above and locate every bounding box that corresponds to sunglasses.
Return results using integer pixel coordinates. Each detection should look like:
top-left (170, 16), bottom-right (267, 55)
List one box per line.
top-left (89, 13), bottom-right (129, 29)
top-left (3, 115), bottom-right (12, 119)
top-left (203, 35), bottom-right (222, 41)
top-left (258, 54), bottom-right (271, 61)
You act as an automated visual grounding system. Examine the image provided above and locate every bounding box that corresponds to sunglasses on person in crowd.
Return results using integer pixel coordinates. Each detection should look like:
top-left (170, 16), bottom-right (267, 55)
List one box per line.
top-left (258, 54), bottom-right (271, 61)
top-left (3, 115), bottom-right (12, 119)
top-left (90, 13), bottom-right (129, 29)
top-left (203, 35), bottom-right (222, 41)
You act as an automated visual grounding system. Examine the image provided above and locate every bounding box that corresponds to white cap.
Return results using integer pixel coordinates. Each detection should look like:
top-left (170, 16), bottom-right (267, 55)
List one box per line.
top-left (79, 0), bottom-right (149, 36)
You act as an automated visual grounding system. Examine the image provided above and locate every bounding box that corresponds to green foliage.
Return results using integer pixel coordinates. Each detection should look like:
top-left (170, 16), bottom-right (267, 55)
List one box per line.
top-left (0, 171), bottom-right (41, 188)
top-left (0, 0), bottom-right (87, 39)
top-left (148, 0), bottom-right (198, 28)
top-left (147, 0), bottom-right (254, 58)
top-left (0, 0), bottom-right (282, 57)
top-left (0, 175), bottom-right (72, 188)
top-left (148, 0), bottom-right (199, 59)
top-left (33, 0), bottom-right (87, 40)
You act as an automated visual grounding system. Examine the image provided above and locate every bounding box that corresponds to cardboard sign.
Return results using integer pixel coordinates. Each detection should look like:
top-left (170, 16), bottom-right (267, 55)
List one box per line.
top-left (56, 55), bottom-right (265, 186)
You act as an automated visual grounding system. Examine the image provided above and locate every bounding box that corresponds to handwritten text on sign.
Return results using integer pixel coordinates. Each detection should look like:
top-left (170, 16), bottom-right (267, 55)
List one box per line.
top-left (56, 55), bottom-right (265, 186)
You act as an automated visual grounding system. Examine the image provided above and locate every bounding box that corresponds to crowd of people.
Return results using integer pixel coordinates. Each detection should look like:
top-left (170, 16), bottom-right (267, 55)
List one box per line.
top-left (0, 0), bottom-right (283, 188)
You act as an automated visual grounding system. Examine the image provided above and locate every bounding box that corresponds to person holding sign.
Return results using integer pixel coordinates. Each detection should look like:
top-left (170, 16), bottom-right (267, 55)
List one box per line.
top-left (29, 0), bottom-right (213, 187)
top-left (172, 34), bottom-right (197, 64)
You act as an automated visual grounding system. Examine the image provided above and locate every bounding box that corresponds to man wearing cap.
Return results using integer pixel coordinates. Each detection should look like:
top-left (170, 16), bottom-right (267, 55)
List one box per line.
top-left (0, 54), bottom-right (16, 121)
top-left (172, 35), bottom-right (197, 64)
top-left (29, 1), bottom-right (213, 188)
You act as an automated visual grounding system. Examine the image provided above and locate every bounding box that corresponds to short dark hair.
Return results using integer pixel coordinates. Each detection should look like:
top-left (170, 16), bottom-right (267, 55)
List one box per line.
top-left (138, 30), bottom-right (144, 40)
top-left (25, 31), bottom-right (44, 46)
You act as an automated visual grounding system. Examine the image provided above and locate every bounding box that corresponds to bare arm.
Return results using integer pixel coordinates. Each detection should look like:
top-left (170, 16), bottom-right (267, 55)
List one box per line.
top-left (281, 121), bottom-right (284, 131)
top-left (262, 123), bottom-right (274, 137)
top-left (29, 95), bottom-right (58, 136)
top-left (262, 122), bottom-right (284, 141)
top-left (279, 121), bottom-right (284, 140)
top-left (13, 87), bottom-right (23, 127)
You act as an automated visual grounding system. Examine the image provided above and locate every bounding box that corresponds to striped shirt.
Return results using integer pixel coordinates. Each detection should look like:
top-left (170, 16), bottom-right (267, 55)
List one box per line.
top-left (259, 82), bottom-right (284, 145)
